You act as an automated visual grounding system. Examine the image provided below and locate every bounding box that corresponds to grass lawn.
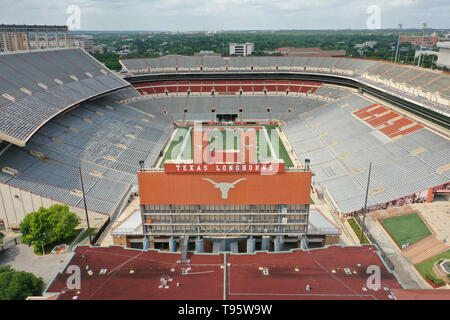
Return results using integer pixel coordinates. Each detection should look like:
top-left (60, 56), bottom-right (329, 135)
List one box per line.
top-left (347, 218), bottom-right (370, 244)
top-left (380, 212), bottom-right (432, 248)
top-left (414, 249), bottom-right (450, 286)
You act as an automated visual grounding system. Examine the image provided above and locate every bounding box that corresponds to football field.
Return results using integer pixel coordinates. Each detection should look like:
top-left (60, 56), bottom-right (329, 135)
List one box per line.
top-left (160, 125), bottom-right (294, 167)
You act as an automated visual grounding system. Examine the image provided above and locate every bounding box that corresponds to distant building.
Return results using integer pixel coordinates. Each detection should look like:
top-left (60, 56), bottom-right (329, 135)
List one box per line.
top-left (436, 40), bottom-right (450, 69)
top-left (229, 42), bottom-right (254, 56)
top-left (399, 33), bottom-right (440, 49)
top-left (195, 50), bottom-right (220, 56)
top-left (277, 47), bottom-right (346, 57)
top-left (354, 41), bottom-right (376, 49)
top-left (92, 45), bottom-right (104, 54)
top-left (414, 49), bottom-right (436, 59)
top-left (0, 24), bottom-right (69, 51)
top-left (71, 35), bottom-right (94, 53)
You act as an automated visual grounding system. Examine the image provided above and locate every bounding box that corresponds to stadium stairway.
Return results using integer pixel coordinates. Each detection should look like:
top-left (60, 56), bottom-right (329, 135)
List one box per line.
top-left (402, 235), bottom-right (449, 264)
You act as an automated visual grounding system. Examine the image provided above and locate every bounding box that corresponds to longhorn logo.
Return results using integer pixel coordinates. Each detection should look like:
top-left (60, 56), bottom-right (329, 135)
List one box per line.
top-left (202, 178), bottom-right (247, 199)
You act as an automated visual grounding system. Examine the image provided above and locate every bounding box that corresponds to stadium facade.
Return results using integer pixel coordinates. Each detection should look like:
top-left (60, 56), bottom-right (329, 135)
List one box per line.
top-left (0, 48), bottom-right (449, 253)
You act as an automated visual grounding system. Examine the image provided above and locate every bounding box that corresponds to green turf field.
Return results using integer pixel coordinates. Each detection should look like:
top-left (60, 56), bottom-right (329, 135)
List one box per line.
top-left (160, 125), bottom-right (294, 168)
top-left (380, 212), bottom-right (432, 248)
top-left (414, 249), bottom-right (450, 286)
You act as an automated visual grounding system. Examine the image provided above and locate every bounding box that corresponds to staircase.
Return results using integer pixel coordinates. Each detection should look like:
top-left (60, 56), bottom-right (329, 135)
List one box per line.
top-left (403, 236), bottom-right (449, 264)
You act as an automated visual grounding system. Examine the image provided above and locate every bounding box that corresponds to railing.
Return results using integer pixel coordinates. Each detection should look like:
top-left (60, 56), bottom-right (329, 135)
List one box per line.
top-left (354, 214), bottom-right (395, 271)
top-left (0, 236), bottom-right (20, 252)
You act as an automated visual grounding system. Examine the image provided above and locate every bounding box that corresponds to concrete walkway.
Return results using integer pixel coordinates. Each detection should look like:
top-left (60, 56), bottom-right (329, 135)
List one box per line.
top-left (0, 244), bottom-right (73, 286)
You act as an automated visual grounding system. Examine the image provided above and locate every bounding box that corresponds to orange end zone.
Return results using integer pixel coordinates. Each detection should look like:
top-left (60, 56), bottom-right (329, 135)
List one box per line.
top-left (192, 126), bottom-right (259, 164)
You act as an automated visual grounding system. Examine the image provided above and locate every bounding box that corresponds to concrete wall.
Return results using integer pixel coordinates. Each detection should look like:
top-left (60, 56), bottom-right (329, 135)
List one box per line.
top-left (324, 235), bottom-right (340, 246)
top-left (436, 44), bottom-right (450, 68)
top-left (0, 182), bottom-right (108, 230)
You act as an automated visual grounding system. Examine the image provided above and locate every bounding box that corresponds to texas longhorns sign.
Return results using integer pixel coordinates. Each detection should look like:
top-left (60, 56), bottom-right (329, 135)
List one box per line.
top-left (164, 162), bottom-right (285, 173)
top-left (137, 171), bottom-right (312, 205)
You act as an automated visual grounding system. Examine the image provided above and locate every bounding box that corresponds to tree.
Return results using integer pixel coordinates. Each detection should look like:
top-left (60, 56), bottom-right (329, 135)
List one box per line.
top-left (0, 266), bottom-right (44, 300)
top-left (20, 204), bottom-right (80, 253)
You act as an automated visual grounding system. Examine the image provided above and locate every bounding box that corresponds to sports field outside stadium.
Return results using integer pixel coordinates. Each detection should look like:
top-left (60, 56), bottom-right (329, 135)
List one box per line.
top-left (160, 124), bottom-right (294, 168)
top-left (380, 212), bottom-right (432, 248)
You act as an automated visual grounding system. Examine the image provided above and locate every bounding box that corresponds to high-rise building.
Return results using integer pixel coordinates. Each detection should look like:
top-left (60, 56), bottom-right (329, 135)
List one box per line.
top-left (229, 42), bottom-right (254, 56)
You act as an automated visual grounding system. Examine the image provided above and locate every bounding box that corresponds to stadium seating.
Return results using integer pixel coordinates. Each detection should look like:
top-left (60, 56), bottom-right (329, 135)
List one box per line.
top-left (120, 56), bottom-right (450, 115)
top-left (0, 48), bottom-right (129, 146)
top-left (0, 91), bottom-right (172, 216)
top-left (282, 93), bottom-right (449, 214)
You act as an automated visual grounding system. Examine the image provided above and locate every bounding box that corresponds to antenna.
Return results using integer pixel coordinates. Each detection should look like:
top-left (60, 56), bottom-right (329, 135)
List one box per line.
top-left (394, 24), bottom-right (402, 63)
top-left (359, 162), bottom-right (372, 244)
top-left (79, 165), bottom-right (92, 244)
top-left (417, 22), bottom-right (427, 67)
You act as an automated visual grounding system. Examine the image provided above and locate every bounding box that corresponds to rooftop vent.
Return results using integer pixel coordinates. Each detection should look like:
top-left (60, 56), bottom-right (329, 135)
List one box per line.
top-left (37, 83), bottom-right (48, 90)
top-left (20, 88), bottom-right (32, 95)
top-left (104, 155), bottom-right (117, 162)
top-left (2, 167), bottom-right (18, 176)
top-left (2, 93), bottom-right (15, 102)
top-left (29, 150), bottom-right (45, 159)
top-left (89, 170), bottom-right (102, 177)
top-left (70, 189), bottom-right (83, 197)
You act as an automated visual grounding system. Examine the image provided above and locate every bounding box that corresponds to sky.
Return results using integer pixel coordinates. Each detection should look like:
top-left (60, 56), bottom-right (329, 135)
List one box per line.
top-left (1, 0), bottom-right (449, 31)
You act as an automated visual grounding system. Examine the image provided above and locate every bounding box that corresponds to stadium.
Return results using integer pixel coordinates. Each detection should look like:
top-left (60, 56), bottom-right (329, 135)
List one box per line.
top-left (0, 47), bottom-right (449, 300)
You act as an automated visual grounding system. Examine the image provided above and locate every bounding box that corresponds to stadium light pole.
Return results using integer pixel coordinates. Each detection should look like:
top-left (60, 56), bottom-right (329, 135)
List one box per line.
top-left (79, 165), bottom-right (93, 245)
top-left (359, 162), bottom-right (372, 244)
top-left (417, 22), bottom-right (427, 67)
top-left (394, 24), bottom-right (402, 64)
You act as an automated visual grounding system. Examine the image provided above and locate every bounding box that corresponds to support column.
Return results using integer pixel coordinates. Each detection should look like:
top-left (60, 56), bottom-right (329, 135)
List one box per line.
top-left (35, 32), bottom-right (39, 49)
top-left (246, 237), bottom-right (255, 253)
top-left (64, 32), bottom-right (68, 47)
top-left (14, 33), bottom-right (20, 51)
top-left (0, 33), bottom-right (6, 51)
top-left (169, 237), bottom-right (177, 252)
top-left (55, 32), bottom-right (59, 48)
top-left (274, 236), bottom-right (283, 252)
top-left (143, 236), bottom-right (150, 250)
top-left (45, 32), bottom-right (49, 48)
top-left (26, 32), bottom-right (31, 50)
top-left (261, 236), bottom-right (270, 251)
top-left (195, 237), bottom-right (204, 253)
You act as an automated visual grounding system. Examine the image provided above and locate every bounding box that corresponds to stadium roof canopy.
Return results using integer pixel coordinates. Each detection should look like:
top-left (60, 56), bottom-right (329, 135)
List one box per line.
top-left (0, 48), bottom-right (129, 146)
